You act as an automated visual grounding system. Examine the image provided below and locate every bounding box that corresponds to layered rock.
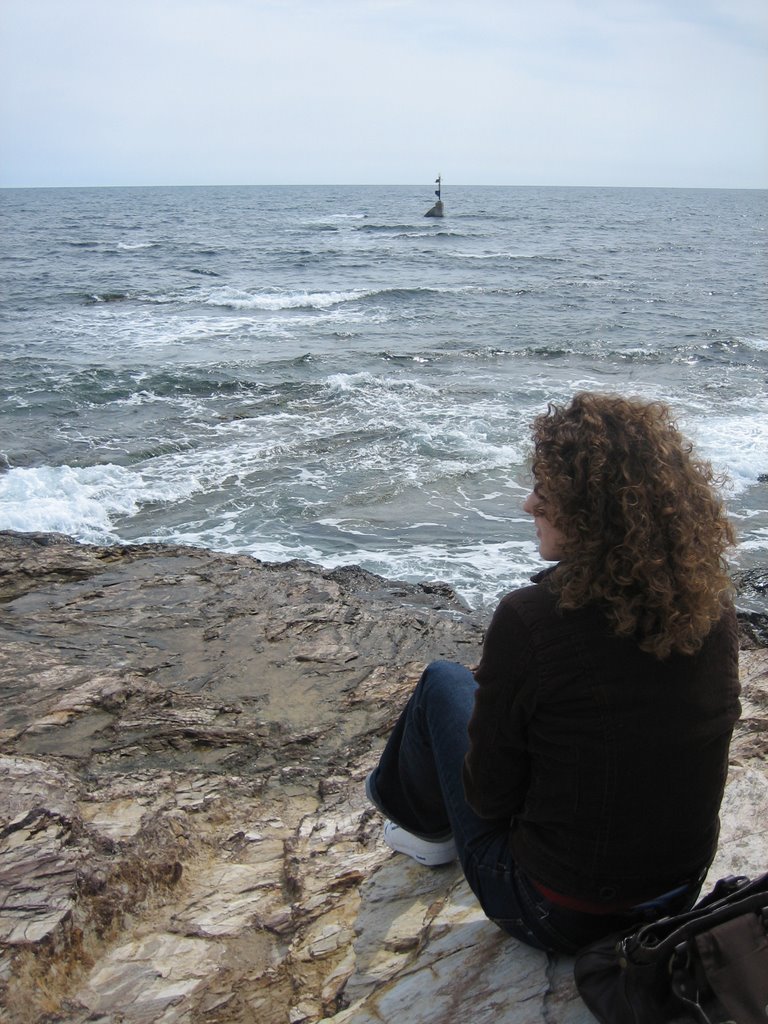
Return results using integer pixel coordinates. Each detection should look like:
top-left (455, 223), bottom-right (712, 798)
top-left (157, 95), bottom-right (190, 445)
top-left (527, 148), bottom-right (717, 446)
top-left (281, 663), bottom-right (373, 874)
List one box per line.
top-left (0, 531), bottom-right (766, 1024)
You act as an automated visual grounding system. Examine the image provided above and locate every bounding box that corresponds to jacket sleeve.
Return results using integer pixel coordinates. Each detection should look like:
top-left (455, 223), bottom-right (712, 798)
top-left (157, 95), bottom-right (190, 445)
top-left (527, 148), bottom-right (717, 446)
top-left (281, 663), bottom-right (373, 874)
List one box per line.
top-left (462, 594), bottom-right (536, 820)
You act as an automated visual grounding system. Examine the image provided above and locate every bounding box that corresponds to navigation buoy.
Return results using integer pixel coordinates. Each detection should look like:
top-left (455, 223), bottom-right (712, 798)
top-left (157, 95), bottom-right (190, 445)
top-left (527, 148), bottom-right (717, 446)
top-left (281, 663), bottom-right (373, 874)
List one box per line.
top-left (424, 174), bottom-right (444, 217)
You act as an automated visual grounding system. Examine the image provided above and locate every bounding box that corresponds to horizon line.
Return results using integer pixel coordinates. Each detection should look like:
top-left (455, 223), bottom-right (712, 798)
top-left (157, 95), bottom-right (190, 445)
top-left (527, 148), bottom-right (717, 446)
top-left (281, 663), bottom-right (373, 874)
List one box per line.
top-left (2, 181), bottom-right (767, 192)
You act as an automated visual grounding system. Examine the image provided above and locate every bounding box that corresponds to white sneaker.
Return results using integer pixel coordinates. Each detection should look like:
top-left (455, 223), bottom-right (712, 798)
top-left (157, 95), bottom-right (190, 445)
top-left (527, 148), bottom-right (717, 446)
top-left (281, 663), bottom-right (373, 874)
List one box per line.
top-left (383, 820), bottom-right (458, 866)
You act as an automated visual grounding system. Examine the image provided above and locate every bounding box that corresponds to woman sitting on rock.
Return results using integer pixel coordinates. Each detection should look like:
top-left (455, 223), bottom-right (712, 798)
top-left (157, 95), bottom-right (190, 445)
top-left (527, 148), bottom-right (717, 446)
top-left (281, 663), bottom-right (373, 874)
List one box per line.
top-left (366, 392), bottom-right (740, 953)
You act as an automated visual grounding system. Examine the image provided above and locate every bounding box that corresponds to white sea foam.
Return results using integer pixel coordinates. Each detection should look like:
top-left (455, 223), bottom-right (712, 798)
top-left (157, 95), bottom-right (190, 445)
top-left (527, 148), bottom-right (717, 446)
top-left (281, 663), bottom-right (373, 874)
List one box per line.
top-left (200, 287), bottom-right (368, 311)
top-left (117, 241), bottom-right (157, 250)
top-left (285, 538), bottom-right (543, 609)
top-left (450, 250), bottom-right (550, 260)
top-left (0, 465), bottom-right (139, 542)
top-left (691, 415), bottom-right (768, 494)
top-left (0, 462), bottom-right (213, 543)
top-left (737, 526), bottom-right (768, 554)
top-left (195, 530), bottom-right (543, 610)
top-left (739, 335), bottom-right (768, 351)
top-left (72, 309), bottom-right (353, 355)
top-left (324, 371), bottom-right (444, 402)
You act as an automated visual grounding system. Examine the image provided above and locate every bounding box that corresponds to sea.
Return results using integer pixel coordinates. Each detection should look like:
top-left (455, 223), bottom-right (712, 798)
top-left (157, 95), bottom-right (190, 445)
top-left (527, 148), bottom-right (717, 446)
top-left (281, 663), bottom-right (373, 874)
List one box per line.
top-left (1, 184), bottom-right (766, 612)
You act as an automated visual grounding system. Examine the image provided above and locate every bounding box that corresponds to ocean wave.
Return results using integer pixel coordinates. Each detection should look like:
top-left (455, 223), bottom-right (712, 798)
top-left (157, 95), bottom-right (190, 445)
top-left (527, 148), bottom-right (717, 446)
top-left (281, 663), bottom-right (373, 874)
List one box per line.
top-left (392, 231), bottom-right (473, 239)
top-left (116, 241), bottom-right (160, 251)
top-left (322, 370), bottom-right (438, 397)
top-left (177, 283), bottom-right (476, 312)
top-left (449, 250), bottom-right (567, 261)
top-left (0, 464), bottom-right (140, 542)
top-left (85, 291), bottom-right (131, 304)
top-left (354, 223), bottom-right (427, 233)
top-left (77, 280), bottom-right (494, 317)
top-left (199, 286), bottom-right (367, 310)
top-left (694, 416), bottom-right (768, 495)
top-left (0, 458), bottom-right (218, 543)
top-left (380, 351), bottom-right (434, 364)
top-left (737, 335), bottom-right (768, 352)
top-left (356, 285), bottom-right (480, 305)
top-left (249, 534), bottom-right (541, 610)
top-left (58, 366), bottom-right (258, 406)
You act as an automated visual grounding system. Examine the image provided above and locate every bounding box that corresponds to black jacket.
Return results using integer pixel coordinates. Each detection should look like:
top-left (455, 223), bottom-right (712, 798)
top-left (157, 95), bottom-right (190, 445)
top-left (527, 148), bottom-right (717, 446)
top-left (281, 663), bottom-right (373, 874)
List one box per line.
top-left (463, 573), bottom-right (741, 905)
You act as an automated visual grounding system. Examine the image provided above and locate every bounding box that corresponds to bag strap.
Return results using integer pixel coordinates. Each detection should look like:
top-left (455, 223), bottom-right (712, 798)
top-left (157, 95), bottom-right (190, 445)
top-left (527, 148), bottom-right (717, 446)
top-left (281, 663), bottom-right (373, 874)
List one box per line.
top-left (669, 967), bottom-right (720, 1024)
top-left (625, 873), bottom-right (768, 966)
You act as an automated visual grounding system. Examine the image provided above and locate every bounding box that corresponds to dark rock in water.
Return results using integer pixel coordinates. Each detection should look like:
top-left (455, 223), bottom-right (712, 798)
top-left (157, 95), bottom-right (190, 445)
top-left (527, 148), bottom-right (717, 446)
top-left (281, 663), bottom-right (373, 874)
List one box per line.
top-left (424, 200), bottom-right (444, 218)
top-left (0, 530), bottom-right (765, 1024)
top-left (733, 567), bottom-right (768, 594)
top-left (732, 567), bottom-right (768, 646)
top-left (737, 611), bottom-right (768, 648)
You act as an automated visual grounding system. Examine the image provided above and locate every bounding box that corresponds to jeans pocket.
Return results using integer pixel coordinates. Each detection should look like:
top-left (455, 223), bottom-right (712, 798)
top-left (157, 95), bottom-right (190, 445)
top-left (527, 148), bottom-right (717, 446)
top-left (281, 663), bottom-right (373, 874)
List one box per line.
top-left (470, 857), bottom-right (558, 951)
top-left (513, 870), bottom-right (591, 954)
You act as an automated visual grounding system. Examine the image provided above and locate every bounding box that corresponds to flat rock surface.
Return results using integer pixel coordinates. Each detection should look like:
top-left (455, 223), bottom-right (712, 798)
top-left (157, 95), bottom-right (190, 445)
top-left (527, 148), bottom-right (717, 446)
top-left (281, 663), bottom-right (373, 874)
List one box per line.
top-left (0, 531), bottom-right (766, 1024)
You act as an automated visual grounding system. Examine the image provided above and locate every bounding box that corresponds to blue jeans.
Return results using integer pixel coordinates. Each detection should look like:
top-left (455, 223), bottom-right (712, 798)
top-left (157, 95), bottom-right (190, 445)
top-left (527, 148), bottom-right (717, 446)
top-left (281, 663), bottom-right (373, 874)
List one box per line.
top-left (367, 660), bottom-right (700, 954)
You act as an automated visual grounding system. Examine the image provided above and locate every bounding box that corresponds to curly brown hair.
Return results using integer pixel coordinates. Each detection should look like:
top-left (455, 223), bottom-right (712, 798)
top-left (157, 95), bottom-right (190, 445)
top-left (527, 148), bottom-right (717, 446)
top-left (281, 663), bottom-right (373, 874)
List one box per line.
top-left (531, 392), bottom-right (735, 659)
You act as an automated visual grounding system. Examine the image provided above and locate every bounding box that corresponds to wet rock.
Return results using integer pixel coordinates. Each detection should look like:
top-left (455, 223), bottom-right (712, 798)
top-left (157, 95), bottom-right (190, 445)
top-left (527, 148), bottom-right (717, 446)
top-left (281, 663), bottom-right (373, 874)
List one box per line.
top-left (734, 567), bottom-right (768, 594)
top-left (0, 531), bottom-right (766, 1024)
top-left (733, 568), bottom-right (768, 646)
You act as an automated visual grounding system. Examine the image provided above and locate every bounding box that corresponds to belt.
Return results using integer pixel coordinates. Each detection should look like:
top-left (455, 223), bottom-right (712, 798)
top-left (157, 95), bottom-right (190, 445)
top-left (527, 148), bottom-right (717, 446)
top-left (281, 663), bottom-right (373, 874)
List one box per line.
top-left (530, 878), bottom-right (695, 917)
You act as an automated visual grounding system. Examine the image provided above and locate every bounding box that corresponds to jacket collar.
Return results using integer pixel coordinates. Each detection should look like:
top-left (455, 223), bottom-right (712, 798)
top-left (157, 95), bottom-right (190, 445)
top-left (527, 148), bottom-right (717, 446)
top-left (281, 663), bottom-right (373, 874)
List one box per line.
top-left (531, 564), bottom-right (560, 585)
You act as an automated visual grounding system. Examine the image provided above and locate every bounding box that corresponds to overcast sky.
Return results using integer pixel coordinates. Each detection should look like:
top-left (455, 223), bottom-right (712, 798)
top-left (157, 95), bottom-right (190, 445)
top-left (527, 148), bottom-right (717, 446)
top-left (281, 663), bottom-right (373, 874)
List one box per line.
top-left (1, 0), bottom-right (766, 189)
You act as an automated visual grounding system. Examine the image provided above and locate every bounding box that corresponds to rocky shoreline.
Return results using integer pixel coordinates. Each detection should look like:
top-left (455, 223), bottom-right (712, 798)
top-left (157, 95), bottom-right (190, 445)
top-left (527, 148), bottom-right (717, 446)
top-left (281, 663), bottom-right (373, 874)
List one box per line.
top-left (1, 531), bottom-right (766, 1024)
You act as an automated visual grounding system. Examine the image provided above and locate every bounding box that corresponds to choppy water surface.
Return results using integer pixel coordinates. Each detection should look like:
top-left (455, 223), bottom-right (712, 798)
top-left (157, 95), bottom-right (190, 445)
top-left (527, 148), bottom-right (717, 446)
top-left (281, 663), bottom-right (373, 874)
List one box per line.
top-left (1, 184), bottom-right (766, 608)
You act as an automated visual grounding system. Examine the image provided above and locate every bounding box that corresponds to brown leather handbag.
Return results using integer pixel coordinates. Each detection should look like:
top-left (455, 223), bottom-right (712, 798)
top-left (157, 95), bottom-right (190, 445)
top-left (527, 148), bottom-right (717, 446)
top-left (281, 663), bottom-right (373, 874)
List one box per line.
top-left (573, 873), bottom-right (768, 1023)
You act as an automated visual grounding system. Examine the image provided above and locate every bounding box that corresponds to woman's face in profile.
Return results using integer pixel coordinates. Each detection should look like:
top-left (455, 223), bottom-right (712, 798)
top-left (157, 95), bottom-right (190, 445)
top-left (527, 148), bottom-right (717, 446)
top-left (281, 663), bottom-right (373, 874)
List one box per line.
top-left (523, 487), bottom-right (566, 562)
